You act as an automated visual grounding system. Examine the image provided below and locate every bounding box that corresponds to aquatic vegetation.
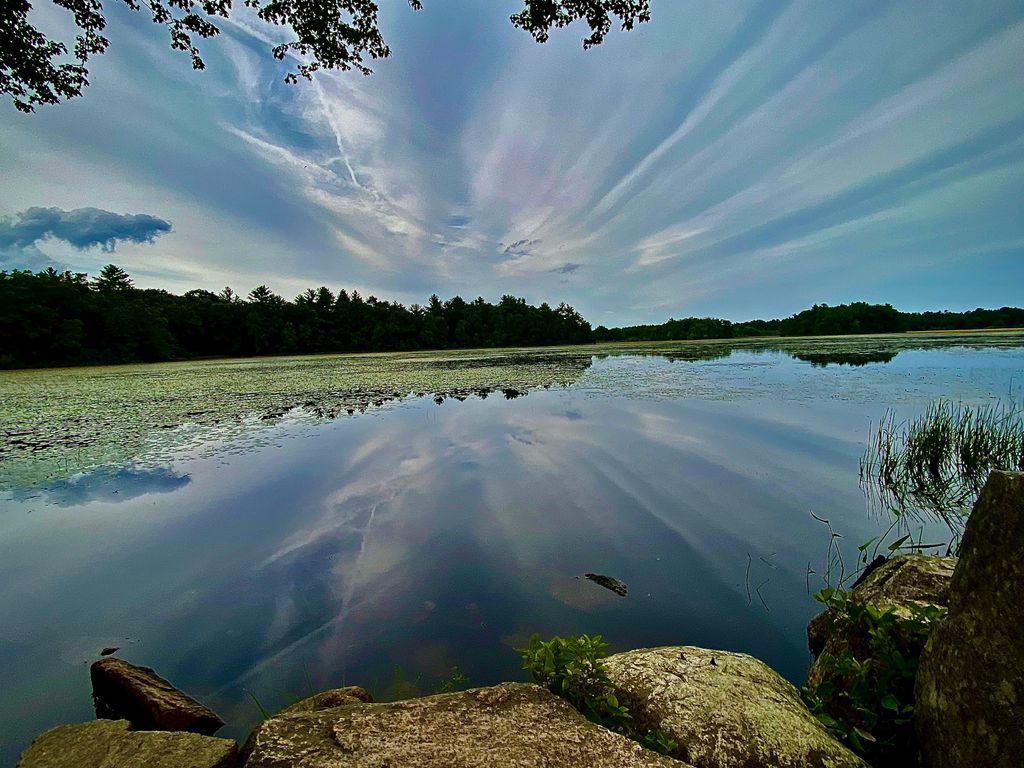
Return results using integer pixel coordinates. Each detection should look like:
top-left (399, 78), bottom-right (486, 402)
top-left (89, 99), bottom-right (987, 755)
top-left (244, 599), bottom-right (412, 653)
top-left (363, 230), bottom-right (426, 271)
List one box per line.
top-left (861, 398), bottom-right (1024, 540)
top-left (0, 348), bottom-right (595, 489)
top-left (2, 333), bottom-right (1019, 490)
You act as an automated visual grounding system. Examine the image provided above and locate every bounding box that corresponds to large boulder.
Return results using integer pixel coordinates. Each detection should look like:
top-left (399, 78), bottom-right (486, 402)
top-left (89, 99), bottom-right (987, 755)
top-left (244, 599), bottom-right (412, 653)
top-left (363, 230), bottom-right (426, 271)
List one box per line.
top-left (806, 554), bottom-right (956, 687)
top-left (243, 682), bottom-right (686, 767)
top-left (603, 646), bottom-right (865, 768)
top-left (915, 470), bottom-right (1024, 768)
top-left (278, 686), bottom-right (373, 715)
top-left (91, 657), bottom-right (225, 735)
top-left (18, 719), bottom-right (238, 768)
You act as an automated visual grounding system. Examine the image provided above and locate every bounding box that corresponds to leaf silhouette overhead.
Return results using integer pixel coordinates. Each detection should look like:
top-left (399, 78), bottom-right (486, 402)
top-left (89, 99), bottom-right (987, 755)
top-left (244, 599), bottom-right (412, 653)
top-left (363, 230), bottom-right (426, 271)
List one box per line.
top-left (1, 0), bottom-right (651, 112)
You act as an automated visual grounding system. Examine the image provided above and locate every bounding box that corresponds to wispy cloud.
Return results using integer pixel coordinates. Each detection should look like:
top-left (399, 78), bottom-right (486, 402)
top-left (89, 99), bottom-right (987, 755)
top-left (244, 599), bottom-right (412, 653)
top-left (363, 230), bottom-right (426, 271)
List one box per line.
top-left (1, 1), bottom-right (1021, 320)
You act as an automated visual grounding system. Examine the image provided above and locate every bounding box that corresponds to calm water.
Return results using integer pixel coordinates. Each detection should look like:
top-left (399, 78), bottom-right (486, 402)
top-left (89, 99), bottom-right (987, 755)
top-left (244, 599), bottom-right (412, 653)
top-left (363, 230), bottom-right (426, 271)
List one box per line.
top-left (1, 334), bottom-right (1021, 763)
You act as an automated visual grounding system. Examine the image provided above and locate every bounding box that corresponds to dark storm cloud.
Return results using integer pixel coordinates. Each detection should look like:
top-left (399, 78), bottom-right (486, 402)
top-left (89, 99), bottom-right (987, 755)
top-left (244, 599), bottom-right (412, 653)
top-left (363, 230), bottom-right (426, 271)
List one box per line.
top-left (0, 207), bottom-right (172, 253)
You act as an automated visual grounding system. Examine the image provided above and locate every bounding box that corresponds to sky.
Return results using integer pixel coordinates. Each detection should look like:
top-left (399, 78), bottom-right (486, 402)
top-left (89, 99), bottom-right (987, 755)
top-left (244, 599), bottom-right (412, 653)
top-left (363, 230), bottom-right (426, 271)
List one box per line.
top-left (1, 0), bottom-right (1022, 325)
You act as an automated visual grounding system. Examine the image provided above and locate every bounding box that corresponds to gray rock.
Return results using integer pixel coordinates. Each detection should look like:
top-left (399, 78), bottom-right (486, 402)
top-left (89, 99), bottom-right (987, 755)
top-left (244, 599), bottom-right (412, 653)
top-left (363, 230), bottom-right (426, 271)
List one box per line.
top-left (279, 686), bottom-right (373, 715)
top-left (915, 470), bottom-right (1024, 768)
top-left (91, 657), bottom-right (225, 735)
top-left (243, 682), bottom-right (686, 767)
top-left (604, 646), bottom-right (866, 768)
top-left (806, 554), bottom-right (956, 687)
top-left (18, 719), bottom-right (238, 768)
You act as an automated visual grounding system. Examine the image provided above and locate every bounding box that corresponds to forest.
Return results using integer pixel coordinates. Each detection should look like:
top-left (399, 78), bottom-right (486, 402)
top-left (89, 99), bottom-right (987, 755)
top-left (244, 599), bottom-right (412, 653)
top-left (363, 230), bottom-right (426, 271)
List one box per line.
top-left (1, 266), bottom-right (1021, 368)
top-left (0, 266), bottom-right (592, 368)
top-left (594, 302), bottom-right (1024, 342)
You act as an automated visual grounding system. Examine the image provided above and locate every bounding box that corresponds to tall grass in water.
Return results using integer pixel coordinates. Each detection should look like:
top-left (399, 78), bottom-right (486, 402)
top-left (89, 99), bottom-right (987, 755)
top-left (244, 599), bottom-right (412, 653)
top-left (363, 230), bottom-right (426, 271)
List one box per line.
top-left (861, 399), bottom-right (1024, 545)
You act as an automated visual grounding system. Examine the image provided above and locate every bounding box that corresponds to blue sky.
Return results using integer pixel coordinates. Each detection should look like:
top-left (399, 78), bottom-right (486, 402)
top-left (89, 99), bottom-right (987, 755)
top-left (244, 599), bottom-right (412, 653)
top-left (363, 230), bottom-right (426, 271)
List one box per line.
top-left (1, 0), bottom-right (1022, 325)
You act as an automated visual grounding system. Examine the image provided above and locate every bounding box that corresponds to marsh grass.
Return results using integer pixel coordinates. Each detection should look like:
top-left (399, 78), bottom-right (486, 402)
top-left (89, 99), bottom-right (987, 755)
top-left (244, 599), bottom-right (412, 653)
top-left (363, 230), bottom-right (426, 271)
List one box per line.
top-left (861, 398), bottom-right (1024, 544)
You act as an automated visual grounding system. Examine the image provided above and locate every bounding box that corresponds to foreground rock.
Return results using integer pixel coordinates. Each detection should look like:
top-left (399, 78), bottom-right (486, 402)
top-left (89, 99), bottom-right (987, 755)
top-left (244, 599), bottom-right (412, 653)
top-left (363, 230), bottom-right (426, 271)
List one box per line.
top-left (243, 682), bottom-right (685, 767)
top-left (915, 470), bottom-right (1024, 768)
top-left (18, 719), bottom-right (237, 768)
top-left (604, 646), bottom-right (866, 768)
top-left (278, 686), bottom-right (373, 715)
top-left (806, 554), bottom-right (957, 687)
top-left (91, 657), bottom-right (225, 735)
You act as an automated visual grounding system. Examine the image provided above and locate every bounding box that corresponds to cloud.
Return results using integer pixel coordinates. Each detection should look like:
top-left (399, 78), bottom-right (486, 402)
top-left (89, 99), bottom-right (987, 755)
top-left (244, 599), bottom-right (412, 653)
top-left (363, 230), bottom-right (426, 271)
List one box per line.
top-left (501, 238), bottom-right (541, 257)
top-left (0, 207), bottom-right (172, 254)
top-left (1, 2), bottom-right (1022, 319)
top-left (10, 465), bottom-right (191, 507)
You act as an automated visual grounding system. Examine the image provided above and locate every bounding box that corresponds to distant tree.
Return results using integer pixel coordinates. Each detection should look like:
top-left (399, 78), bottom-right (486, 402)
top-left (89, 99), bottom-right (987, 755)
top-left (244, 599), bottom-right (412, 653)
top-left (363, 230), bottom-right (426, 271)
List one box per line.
top-left (93, 263), bottom-right (133, 292)
top-left (3, 1), bottom-right (651, 113)
top-left (183, 288), bottom-right (219, 301)
top-left (315, 286), bottom-right (335, 309)
top-left (248, 284), bottom-right (281, 304)
top-left (296, 288), bottom-right (318, 305)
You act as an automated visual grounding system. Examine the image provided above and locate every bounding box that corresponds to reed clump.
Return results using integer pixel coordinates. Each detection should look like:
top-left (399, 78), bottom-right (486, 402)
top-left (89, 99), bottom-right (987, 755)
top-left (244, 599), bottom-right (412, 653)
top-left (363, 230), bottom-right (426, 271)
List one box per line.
top-left (861, 399), bottom-right (1024, 540)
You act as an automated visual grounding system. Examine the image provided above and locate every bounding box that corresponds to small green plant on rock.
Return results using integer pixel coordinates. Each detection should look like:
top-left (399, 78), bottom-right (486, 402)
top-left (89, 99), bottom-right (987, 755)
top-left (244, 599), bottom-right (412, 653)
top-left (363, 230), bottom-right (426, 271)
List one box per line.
top-left (434, 666), bottom-right (469, 694)
top-left (518, 633), bottom-right (677, 756)
top-left (802, 587), bottom-right (946, 765)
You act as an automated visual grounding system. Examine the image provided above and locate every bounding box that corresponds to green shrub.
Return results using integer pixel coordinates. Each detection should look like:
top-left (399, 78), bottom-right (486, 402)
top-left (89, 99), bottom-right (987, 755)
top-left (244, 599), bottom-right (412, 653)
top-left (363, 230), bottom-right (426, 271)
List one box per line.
top-left (518, 633), bottom-right (676, 755)
top-left (802, 587), bottom-right (945, 765)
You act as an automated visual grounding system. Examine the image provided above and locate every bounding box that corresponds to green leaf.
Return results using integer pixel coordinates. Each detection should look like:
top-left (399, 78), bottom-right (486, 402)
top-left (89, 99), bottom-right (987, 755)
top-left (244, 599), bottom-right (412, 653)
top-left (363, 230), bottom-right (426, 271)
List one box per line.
top-left (815, 713), bottom-right (839, 729)
top-left (881, 693), bottom-right (900, 711)
top-left (887, 535), bottom-right (911, 552)
top-left (815, 680), bottom-right (836, 699)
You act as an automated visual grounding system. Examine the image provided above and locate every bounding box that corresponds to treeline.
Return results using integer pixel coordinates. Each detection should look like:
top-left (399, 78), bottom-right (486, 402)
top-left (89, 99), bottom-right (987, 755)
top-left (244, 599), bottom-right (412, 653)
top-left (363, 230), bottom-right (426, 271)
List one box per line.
top-left (0, 266), bottom-right (591, 368)
top-left (3, 267), bottom-right (1021, 369)
top-left (594, 302), bottom-right (1024, 342)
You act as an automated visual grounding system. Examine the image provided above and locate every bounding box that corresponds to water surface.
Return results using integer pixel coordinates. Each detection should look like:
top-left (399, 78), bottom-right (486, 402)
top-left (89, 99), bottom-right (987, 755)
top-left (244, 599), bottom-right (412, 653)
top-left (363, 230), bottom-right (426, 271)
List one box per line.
top-left (1, 333), bottom-right (1021, 764)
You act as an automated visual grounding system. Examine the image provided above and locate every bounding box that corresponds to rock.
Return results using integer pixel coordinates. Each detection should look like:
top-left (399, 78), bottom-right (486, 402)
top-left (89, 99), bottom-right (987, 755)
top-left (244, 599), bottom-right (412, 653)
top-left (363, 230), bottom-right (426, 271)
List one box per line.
top-left (603, 646), bottom-right (866, 768)
top-left (18, 719), bottom-right (238, 768)
top-left (806, 554), bottom-right (957, 686)
top-left (915, 470), bottom-right (1024, 768)
top-left (101, 730), bottom-right (237, 768)
top-left (279, 686), bottom-right (373, 715)
top-left (243, 682), bottom-right (685, 767)
top-left (18, 720), bottom-right (127, 768)
top-left (584, 573), bottom-right (628, 596)
top-left (91, 657), bottom-right (225, 735)
top-left (849, 554), bottom-right (888, 590)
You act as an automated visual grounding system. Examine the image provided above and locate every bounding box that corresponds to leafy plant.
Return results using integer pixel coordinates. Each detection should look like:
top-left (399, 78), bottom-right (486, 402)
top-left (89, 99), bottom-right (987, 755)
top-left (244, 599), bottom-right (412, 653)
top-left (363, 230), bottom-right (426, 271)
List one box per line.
top-left (637, 728), bottom-right (679, 754)
top-left (518, 633), bottom-right (677, 755)
top-left (802, 587), bottom-right (946, 764)
top-left (434, 666), bottom-right (470, 694)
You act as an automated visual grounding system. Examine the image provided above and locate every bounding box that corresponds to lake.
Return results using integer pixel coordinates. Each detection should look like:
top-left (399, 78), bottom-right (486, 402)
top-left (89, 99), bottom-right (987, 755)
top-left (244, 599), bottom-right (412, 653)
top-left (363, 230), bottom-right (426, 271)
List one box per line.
top-left (1, 333), bottom-right (1021, 764)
